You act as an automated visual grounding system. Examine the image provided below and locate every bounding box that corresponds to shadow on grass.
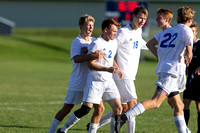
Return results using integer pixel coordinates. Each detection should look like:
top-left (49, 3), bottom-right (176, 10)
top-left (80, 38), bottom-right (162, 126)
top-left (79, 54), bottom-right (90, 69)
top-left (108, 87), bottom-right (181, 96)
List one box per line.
top-left (0, 124), bottom-right (48, 129)
top-left (0, 125), bottom-right (109, 132)
top-left (12, 36), bottom-right (69, 54)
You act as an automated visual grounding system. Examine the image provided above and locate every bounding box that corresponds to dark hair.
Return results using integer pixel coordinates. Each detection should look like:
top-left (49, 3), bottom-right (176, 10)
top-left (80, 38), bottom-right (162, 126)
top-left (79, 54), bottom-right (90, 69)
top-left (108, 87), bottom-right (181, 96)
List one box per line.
top-left (133, 6), bottom-right (148, 17)
top-left (101, 18), bottom-right (121, 31)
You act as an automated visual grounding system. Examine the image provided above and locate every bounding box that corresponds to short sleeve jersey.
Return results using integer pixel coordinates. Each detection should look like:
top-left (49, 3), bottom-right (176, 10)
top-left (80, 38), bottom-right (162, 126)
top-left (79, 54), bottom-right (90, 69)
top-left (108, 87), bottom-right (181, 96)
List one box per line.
top-left (88, 36), bottom-right (118, 81)
top-left (114, 24), bottom-right (147, 80)
top-left (68, 34), bottom-right (95, 91)
top-left (155, 24), bottom-right (193, 77)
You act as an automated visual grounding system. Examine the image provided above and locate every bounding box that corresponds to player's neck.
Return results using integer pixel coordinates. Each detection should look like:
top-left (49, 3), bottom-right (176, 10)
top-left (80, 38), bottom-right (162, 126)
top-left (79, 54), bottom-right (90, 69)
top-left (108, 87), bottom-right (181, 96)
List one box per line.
top-left (101, 34), bottom-right (109, 42)
top-left (130, 23), bottom-right (138, 30)
top-left (162, 24), bottom-right (170, 31)
top-left (194, 37), bottom-right (197, 42)
top-left (80, 33), bottom-right (90, 41)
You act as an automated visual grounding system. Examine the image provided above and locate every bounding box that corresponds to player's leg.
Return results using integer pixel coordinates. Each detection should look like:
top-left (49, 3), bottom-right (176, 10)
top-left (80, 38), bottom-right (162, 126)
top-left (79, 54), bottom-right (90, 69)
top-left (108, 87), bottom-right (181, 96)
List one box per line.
top-left (98, 111), bottom-right (113, 127)
top-left (107, 98), bottom-right (122, 133)
top-left (58, 102), bottom-right (93, 133)
top-left (169, 94), bottom-right (188, 133)
top-left (48, 104), bottom-right (74, 133)
top-left (183, 99), bottom-right (191, 125)
top-left (195, 101), bottom-right (200, 133)
top-left (126, 99), bottom-right (137, 133)
top-left (88, 101), bottom-right (105, 133)
top-left (115, 87), bottom-right (167, 133)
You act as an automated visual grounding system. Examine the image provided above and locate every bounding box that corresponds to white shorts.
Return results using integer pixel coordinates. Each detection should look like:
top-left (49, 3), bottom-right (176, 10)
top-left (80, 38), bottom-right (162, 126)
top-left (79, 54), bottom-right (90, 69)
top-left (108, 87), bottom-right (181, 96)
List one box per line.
top-left (114, 79), bottom-right (137, 104)
top-left (155, 73), bottom-right (182, 95)
top-left (177, 74), bottom-right (186, 93)
top-left (83, 75), bottom-right (120, 104)
top-left (64, 90), bottom-right (84, 105)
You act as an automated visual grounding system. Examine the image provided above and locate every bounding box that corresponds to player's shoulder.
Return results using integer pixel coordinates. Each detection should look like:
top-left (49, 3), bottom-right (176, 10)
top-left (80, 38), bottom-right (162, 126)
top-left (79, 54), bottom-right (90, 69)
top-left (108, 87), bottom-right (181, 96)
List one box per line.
top-left (93, 36), bottom-right (102, 43)
top-left (71, 34), bottom-right (82, 44)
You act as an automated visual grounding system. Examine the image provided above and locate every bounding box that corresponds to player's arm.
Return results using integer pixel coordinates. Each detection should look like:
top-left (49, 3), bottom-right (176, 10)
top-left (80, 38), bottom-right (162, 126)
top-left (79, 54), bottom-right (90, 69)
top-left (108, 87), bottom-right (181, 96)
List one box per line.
top-left (146, 37), bottom-right (158, 58)
top-left (73, 50), bottom-right (104, 63)
top-left (185, 44), bottom-right (193, 65)
top-left (88, 58), bottom-right (118, 73)
top-left (113, 59), bottom-right (123, 79)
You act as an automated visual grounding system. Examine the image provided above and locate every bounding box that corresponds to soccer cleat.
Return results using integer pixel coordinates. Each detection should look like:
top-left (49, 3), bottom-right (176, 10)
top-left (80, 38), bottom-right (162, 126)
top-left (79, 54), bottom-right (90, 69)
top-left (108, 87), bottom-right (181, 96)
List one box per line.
top-left (86, 123), bottom-right (90, 131)
top-left (57, 128), bottom-right (65, 133)
top-left (115, 114), bottom-right (127, 133)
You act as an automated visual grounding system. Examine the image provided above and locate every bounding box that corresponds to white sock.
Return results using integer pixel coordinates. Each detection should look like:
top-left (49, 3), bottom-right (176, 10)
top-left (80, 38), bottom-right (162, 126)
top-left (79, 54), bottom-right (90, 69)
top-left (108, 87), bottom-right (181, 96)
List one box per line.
top-left (110, 117), bottom-right (115, 133)
top-left (88, 123), bottom-right (99, 133)
top-left (125, 103), bottom-right (145, 120)
top-left (174, 115), bottom-right (187, 133)
top-left (60, 112), bottom-right (80, 132)
top-left (173, 109), bottom-right (191, 132)
top-left (127, 117), bottom-right (135, 133)
top-left (98, 111), bottom-right (112, 128)
top-left (47, 118), bottom-right (61, 133)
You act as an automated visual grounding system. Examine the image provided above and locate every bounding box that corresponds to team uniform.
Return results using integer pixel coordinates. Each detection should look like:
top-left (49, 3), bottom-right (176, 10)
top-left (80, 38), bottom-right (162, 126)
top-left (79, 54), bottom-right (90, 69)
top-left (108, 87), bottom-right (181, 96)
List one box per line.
top-left (65, 34), bottom-right (95, 104)
top-left (154, 24), bottom-right (193, 95)
top-left (113, 24), bottom-right (147, 104)
top-left (83, 36), bottom-right (120, 104)
top-left (183, 39), bottom-right (200, 101)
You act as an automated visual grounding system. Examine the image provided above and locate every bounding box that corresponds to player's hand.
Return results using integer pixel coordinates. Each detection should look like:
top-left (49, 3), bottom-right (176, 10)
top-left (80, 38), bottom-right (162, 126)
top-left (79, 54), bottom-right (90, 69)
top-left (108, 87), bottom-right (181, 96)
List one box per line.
top-left (107, 66), bottom-right (118, 73)
top-left (195, 66), bottom-right (200, 75)
top-left (184, 55), bottom-right (191, 65)
top-left (92, 50), bottom-right (104, 60)
top-left (81, 47), bottom-right (88, 55)
top-left (117, 69), bottom-right (124, 79)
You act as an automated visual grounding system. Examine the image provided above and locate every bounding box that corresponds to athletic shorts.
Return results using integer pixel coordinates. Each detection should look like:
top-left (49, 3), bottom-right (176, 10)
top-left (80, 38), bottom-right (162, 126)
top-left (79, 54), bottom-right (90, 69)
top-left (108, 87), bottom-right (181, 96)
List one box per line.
top-left (183, 73), bottom-right (200, 101)
top-left (64, 90), bottom-right (84, 105)
top-left (83, 75), bottom-right (120, 104)
top-left (155, 73), bottom-right (179, 95)
top-left (114, 79), bottom-right (137, 104)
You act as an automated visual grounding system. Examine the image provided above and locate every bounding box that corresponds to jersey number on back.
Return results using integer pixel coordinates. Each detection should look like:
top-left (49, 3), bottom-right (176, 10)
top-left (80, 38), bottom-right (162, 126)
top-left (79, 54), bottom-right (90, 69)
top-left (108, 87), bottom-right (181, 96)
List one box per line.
top-left (160, 33), bottom-right (178, 48)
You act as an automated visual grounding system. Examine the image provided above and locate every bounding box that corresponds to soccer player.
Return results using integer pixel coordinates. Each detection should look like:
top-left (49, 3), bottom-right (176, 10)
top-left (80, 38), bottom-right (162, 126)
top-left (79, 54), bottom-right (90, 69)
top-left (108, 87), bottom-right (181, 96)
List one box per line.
top-left (95, 6), bottom-right (148, 133)
top-left (47, 14), bottom-right (104, 133)
top-left (57, 18), bottom-right (123, 133)
top-left (115, 6), bottom-right (195, 133)
top-left (183, 22), bottom-right (200, 133)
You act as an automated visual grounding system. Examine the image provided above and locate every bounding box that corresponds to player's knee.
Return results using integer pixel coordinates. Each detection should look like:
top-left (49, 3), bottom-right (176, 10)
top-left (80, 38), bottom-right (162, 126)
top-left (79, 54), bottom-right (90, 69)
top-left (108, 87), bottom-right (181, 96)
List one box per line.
top-left (74, 105), bottom-right (91, 118)
top-left (113, 105), bottom-right (123, 114)
top-left (94, 105), bottom-right (105, 115)
top-left (152, 101), bottom-right (162, 109)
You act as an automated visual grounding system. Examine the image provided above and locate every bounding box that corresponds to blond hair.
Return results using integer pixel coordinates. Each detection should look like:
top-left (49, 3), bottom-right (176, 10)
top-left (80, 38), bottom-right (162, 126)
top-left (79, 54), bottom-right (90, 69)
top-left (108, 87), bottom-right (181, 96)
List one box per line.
top-left (157, 8), bottom-right (173, 23)
top-left (190, 22), bottom-right (199, 32)
top-left (177, 6), bottom-right (195, 24)
top-left (79, 14), bottom-right (95, 26)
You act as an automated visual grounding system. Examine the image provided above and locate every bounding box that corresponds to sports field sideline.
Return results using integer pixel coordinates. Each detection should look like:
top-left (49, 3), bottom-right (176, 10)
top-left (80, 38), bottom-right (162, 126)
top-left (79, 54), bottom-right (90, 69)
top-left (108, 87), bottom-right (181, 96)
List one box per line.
top-left (0, 28), bottom-right (198, 133)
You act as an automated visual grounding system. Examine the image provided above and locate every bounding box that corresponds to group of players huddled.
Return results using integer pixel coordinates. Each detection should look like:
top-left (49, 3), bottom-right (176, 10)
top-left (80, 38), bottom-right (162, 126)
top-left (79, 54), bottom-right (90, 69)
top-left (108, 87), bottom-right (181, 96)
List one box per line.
top-left (47, 6), bottom-right (200, 133)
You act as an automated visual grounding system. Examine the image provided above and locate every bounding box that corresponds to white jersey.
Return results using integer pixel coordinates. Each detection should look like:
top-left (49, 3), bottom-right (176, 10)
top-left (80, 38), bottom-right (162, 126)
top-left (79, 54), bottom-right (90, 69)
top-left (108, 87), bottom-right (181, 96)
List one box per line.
top-left (114, 24), bottom-right (147, 80)
top-left (155, 24), bottom-right (193, 77)
top-left (68, 34), bottom-right (95, 91)
top-left (87, 36), bottom-right (118, 81)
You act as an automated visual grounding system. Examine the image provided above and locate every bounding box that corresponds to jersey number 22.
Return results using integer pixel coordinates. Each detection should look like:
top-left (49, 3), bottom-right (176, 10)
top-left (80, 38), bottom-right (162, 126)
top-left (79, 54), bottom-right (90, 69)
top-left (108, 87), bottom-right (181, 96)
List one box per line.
top-left (160, 33), bottom-right (178, 48)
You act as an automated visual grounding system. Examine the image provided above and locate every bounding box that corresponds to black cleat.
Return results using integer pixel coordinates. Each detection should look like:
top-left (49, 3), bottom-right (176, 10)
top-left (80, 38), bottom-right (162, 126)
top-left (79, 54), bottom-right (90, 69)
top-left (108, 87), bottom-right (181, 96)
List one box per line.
top-left (86, 123), bottom-right (90, 131)
top-left (57, 128), bottom-right (65, 133)
top-left (115, 114), bottom-right (127, 133)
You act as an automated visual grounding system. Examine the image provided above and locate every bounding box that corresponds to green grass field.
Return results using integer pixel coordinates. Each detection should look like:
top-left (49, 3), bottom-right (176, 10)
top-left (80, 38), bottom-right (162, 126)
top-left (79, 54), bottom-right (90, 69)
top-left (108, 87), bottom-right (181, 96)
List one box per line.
top-left (0, 28), bottom-right (198, 133)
